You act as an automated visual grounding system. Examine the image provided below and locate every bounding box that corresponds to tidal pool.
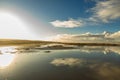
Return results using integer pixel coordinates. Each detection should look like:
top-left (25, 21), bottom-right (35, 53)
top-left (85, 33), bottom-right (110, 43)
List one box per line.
top-left (0, 46), bottom-right (120, 80)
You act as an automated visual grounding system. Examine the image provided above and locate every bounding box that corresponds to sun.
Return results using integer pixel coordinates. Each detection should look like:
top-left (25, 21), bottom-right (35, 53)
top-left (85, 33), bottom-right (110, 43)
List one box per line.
top-left (0, 11), bottom-right (37, 40)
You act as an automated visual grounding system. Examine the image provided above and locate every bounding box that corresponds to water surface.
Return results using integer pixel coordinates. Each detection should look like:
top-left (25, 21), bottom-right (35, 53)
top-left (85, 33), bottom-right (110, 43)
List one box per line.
top-left (0, 45), bottom-right (120, 80)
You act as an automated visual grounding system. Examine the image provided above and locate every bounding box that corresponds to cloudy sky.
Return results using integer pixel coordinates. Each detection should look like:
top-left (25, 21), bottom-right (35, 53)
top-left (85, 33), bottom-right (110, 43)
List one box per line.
top-left (0, 0), bottom-right (120, 42)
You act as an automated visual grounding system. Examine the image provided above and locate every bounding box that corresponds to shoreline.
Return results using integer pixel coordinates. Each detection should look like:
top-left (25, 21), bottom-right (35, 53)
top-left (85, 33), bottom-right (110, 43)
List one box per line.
top-left (0, 39), bottom-right (120, 47)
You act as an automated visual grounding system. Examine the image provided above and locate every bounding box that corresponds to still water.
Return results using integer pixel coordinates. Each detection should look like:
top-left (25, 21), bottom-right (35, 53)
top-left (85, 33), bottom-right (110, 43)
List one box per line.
top-left (0, 45), bottom-right (120, 80)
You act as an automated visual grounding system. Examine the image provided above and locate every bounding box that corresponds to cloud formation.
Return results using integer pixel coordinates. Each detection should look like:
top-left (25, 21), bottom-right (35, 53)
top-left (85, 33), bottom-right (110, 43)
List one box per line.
top-left (90, 0), bottom-right (120, 22)
top-left (108, 31), bottom-right (120, 39)
top-left (50, 19), bottom-right (84, 28)
top-left (52, 31), bottom-right (120, 43)
top-left (50, 0), bottom-right (120, 28)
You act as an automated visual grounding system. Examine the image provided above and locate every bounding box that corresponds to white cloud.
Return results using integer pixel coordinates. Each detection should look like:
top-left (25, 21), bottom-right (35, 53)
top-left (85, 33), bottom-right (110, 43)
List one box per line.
top-left (50, 19), bottom-right (84, 28)
top-left (90, 0), bottom-right (120, 22)
top-left (108, 31), bottom-right (120, 39)
top-left (50, 0), bottom-right (120, 28)
top-left (51, 31), bottom-right (120, 43)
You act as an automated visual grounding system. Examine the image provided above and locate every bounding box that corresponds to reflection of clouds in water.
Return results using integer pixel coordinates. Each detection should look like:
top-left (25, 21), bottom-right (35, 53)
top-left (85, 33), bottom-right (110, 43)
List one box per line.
top-left (17, 44), bottom-right (120, 55)
top-left (51, 58), bottom-right (84, 67)
top-left (78, 46), bottom-right (108, 54)
top-left (0, 45), bottom-right (120, 55)
top-left (79, 46), bottom-right (120, 55)
top-left (107, 47), bottom-right (120, 54)
top-left (0, 46), bottom-right (17, 54)
top-left (51, 58), bottom-right (120, 80)
top-left (90, 62), bottom-right (120, 80)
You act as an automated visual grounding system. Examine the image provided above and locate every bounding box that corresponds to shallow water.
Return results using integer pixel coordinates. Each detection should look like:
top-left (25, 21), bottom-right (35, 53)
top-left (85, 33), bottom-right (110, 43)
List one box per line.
top-left (0, 46), bottom-right (120, 80)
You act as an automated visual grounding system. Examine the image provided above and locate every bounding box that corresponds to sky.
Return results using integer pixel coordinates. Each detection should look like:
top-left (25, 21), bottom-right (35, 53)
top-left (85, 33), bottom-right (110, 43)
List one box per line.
top-left (0, 0), bottom-right (120, 42)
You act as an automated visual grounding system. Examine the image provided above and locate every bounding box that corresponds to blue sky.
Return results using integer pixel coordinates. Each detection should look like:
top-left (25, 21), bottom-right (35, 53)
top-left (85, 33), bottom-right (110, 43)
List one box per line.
top-left (13, 0), bottom-right (120, 33)
top-left (0, 0), bottom-right (120, 41)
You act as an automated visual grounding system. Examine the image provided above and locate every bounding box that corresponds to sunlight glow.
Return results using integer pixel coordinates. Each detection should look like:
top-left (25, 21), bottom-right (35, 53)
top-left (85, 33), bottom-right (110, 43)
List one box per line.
top-left (0, 47), bottom-right (17, 54)
top-left (0, 12), bottom-right (38, 40)
top-left (0, 54), bottom-right (15, 68)
top-left (0, 47), bottom-right (16, 68)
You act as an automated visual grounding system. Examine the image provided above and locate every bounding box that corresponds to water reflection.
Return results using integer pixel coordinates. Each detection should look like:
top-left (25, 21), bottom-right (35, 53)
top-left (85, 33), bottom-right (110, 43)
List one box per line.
top-left (78, 46), bottom-right (120, 54)
top-left (0, 54), bottom-right (15, 68)
top-left (0, 45), bottom-right (120, 80)
top-left (51, 58), bottom-right (84, 67)
top-left (51, 57), bottom-right (120, 80)
top-left (107, 47), bottom-right (120, 54)
top-left (0, 46), bottom-right (17, 54)
top-left (0, 47), bottom-right (16, 69)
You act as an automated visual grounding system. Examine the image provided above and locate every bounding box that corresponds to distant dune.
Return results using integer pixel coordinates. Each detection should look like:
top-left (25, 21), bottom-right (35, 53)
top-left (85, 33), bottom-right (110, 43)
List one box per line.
top-left (0, 39), bottom-right (120, 46)
top-left (0, 39), bottom-right (54, 46)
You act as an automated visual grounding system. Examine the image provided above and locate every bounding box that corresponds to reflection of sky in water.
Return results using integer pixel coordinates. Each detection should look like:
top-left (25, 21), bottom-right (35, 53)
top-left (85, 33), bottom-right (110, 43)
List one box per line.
top-left (51, 58), bottom-right (85, 67)
top-left (0, 46), bottom-right (120, 80)
top-left (50, 57), bottom-right (120, 80)
top-left (0, 47), bottom-right (16, 69)
top-left (0, 47), bottom-right (17, 54)
top-left (0, 54), bottom-right (15, 68)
